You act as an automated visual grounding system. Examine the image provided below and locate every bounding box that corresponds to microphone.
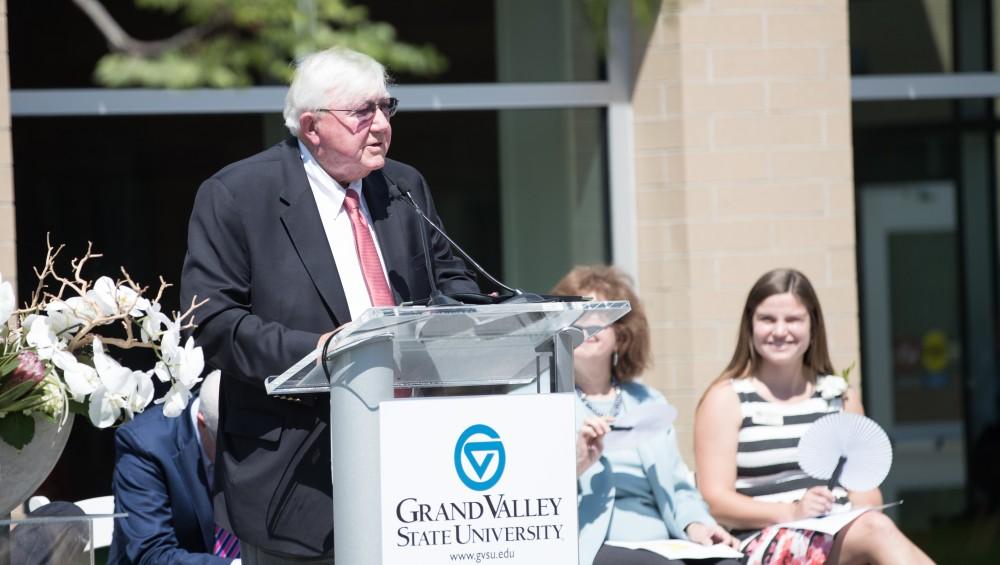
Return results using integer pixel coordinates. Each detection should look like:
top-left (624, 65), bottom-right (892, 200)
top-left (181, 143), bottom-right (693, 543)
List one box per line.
top-left (393, 184), bottom-right (547, 304)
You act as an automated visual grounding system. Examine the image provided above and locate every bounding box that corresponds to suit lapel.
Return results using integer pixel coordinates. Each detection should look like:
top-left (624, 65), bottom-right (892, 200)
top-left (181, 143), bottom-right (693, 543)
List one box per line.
top-left (173, 407), bottom-right (216, 551)
top-left (363, 171), bottom-right (410, 304)
top-left (277, 140), bottom-right (352, 324)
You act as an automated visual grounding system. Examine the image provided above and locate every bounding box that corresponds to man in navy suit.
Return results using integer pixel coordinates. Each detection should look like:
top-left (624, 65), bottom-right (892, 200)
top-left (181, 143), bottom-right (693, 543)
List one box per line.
top-left (180, 47), bottom-right (477, 563)
top-left (109, 371), bottom-right (238, 564)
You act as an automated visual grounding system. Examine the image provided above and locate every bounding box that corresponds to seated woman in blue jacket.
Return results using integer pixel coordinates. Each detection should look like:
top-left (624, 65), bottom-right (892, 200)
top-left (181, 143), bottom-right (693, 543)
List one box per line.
top-left (555, 265), bottom-right (739, 565)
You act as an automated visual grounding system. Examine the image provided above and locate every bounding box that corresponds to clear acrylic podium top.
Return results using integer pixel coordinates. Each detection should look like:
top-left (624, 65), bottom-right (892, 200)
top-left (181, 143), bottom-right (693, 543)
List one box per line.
top-left (266, 300), bottom-right (630, 395)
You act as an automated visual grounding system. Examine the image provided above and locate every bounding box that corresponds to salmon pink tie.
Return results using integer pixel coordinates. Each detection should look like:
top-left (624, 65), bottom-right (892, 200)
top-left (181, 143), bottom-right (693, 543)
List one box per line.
top-left (343, 189), bottom-right (410, 398)
top-left (343, 188), bottom-right (395, 307)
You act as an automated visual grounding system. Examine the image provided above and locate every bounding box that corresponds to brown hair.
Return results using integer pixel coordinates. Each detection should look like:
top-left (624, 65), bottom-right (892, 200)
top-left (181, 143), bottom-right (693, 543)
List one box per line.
top-left (717, 268), bottom-right (834, 384)
top-left (551, 265), bottom-right (651, 381)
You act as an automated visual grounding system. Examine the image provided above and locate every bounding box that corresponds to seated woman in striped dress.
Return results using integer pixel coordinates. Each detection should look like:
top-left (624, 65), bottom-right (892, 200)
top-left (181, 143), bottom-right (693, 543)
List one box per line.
top-left (694, 268), bottom-right (932, 565)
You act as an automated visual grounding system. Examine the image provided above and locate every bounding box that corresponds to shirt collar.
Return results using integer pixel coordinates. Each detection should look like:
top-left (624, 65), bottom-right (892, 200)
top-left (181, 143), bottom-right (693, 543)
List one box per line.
top-left (298, 140), bottom-right (363, 210)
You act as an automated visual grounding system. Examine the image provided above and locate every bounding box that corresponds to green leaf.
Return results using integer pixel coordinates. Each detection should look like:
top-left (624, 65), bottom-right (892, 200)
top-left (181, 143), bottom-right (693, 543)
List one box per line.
top-left (0, 379), bottom-right (42, 406)
top-left (0, 412), bottom-right (36, 450)
top-left (0, 353), bottom-right (21, 376)
top-left (68, 398), bottom-right (90, 416)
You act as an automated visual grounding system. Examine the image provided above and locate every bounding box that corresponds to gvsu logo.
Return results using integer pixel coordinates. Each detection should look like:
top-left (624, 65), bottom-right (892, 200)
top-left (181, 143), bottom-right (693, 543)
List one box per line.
top-left (454, 424), bottom-right (506, 491)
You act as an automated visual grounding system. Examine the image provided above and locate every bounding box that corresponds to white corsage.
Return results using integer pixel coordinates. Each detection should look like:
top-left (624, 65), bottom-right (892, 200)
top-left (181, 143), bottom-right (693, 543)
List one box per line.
top-left (816, 374), bottom-right (848, 400)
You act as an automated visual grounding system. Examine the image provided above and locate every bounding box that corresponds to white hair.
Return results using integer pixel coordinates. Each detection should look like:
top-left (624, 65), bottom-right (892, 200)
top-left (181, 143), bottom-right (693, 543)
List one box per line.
top-left (197, 370), bottom-right (222, 435)
top-left (283, 47), bottom-right (391, 136)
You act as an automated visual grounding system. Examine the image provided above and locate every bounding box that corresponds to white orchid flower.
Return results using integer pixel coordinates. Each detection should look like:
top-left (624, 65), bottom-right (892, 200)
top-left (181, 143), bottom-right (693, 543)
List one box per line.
top-left (155, 326), bottom-right (204, 389)
top-left (124, 369), bottom-right (155, 419)
top-left (64, 296), bottom-right (99, 322)
top-left (87, 385), bottom-right (122, 428)
top-left (157, 382), bottom-right (193, 418)
top-left (52, 350), bottom-right (100, 402)
top-left (0, 273), bottom-right (15, 323)
top-left (139, 302), bottom-right (171, 343)
top-left (25, 314), bottom-right (64, 360)
top-left (45, 300), bottom-right (87, 338)
top-left (115, 285), bottom-right (151, 318)
top-left (92, 337), bottom-right (133, 394)
top-left (88, 276), bottom-right (119, 316)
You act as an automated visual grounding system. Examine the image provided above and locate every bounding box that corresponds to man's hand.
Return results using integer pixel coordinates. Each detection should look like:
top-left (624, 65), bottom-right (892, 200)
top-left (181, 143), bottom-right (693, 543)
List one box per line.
top-left (685, 522), bottom-right (739, 549)
top-left (576, 416), bottom-right (611, 476)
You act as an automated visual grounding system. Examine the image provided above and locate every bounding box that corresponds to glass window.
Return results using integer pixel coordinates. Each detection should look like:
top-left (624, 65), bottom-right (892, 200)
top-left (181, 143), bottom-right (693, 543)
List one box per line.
top-left (850, 0), bottom-right (953, 75)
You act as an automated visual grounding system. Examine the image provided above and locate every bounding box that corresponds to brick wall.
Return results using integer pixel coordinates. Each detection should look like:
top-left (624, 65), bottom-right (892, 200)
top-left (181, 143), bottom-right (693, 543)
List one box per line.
top-left (632, 0), bottom-right (858, 460)
top-left (0, 0), bottom-right (13, 292)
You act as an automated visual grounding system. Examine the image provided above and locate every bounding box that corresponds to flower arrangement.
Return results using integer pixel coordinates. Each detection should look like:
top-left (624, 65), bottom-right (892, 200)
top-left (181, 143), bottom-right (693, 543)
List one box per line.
top-left (0, 241), bottom-right (208, 449)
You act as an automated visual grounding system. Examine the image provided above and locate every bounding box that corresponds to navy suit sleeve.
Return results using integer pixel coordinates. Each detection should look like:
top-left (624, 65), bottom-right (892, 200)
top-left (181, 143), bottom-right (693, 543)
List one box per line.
top-left (180, 177), bottom-right (320, 386)
top-left (111, 427), bottom-right (230, 565)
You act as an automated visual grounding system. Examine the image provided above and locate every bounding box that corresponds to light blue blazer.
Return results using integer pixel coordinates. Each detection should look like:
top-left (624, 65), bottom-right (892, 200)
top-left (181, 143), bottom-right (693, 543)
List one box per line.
top-left (576, 382), bottom-right (716, 565)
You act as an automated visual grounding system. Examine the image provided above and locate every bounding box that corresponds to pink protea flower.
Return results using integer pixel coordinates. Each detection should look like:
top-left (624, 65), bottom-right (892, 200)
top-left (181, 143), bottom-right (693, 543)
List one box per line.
top-left (5, 350), bottom-right (47, 391)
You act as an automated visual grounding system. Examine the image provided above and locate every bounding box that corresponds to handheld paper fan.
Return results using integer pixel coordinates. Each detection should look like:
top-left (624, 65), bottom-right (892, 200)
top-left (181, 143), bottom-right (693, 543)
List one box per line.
top-left (797, 412), bottom-right (893, 492)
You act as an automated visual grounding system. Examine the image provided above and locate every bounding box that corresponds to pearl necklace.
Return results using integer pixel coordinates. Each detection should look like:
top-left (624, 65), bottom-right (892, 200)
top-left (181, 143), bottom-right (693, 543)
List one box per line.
top-left (576, 379), bottom-right (623, 418)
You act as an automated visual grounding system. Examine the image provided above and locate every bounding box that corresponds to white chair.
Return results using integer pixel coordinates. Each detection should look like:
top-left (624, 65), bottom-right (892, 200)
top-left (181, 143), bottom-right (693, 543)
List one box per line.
top-left (73, 495), bottom-right (116, 551)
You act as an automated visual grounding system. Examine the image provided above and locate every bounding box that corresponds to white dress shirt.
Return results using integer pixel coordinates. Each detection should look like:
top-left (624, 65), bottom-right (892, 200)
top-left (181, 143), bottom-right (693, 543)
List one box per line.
top-left (298, 140), bottom-right (391, 320)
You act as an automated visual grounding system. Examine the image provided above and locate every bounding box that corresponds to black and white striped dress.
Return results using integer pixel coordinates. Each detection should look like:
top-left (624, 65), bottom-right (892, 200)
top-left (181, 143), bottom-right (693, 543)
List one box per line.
top-left (732, 376), bottom-right (850, 506)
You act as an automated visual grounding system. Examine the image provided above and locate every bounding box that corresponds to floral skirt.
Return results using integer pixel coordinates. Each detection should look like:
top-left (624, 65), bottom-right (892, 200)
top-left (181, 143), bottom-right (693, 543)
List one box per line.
top-left (743, 527), bottom-right (835, 565)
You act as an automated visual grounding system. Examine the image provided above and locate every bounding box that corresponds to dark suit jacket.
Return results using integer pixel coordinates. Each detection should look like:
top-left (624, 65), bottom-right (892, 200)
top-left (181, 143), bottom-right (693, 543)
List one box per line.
top-left (109, 403), bottom-right (229, 565)
top-left (179, 138), bottom-right (478, 557)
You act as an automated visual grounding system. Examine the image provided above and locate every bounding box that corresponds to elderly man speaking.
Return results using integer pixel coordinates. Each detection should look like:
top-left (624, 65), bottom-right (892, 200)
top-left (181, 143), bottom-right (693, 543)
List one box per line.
top-left (180, 47), bottom-right (478, 564)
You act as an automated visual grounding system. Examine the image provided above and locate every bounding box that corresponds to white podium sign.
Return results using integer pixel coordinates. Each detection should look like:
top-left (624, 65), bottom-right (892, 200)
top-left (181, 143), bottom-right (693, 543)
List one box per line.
top-left (379, 393), bottom-right (579, 565)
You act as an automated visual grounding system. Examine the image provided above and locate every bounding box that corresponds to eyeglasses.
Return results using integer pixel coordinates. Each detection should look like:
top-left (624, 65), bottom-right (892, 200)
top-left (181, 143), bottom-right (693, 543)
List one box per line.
top-left (315, 97), bottom-right (399, 121)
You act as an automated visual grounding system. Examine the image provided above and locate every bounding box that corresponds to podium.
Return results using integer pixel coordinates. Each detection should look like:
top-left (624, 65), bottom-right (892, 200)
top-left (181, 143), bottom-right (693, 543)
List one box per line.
top-left (266, 300), bottom-right (630, 565)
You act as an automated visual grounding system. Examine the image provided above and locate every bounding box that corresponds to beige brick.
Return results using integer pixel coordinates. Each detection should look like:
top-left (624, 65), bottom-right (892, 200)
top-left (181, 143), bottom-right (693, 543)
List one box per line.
top-left (0, 202), bottom-right (13, 240)
top-left (827, 181), bottom-right (855, 215)
top-left (633, 85), bottom-right (664, 118)
top-left (767, 13), bottom-right (848, 43)
top-left (824, 316), bottom-right (861, 355)
top-left (637, 188), bottom-right (713, 221)
top-left (639, 256), bottom-right (717, 291)
top-left (814, 283), bottom-right (858, 315)
top-left (636, 154), bottom-right (668, 184)
top-left (711, 0), bottom-right (842, 11)
top-left (714, 114), bottom-right (823, 148)
top-left (687, 219), bottom-right (773, 252)
top-left (770, 80), bottom-right (850, 111)
top-left (772, 216), bottom-right (855, 248)
top-left (638, 48), bottom-right (708, 83)
top-left (770, 149), bottom-right (853, 179)
top-left (680, 82), bottom-right (766, 113)
top-left (715, 182), bottom-right (825, 217)
top-left (825, 45), bottom-right (851, 79)
top-left (0, 126), bottom-right (10, 167)
top-left (718, 252), bottom-right (828, 291)
top-left (681, 14), bottom-right (763, 45)
top-left (637, 223), bottom-right (686, 257)
top-left (828, 247), bottom-right (857, 282)
top-left (683, 151), bottom-right (770, 182)
top-left (636, 115), bottom-right (710, 150)
top-left (0, 241), bottom-right (16, 287)
top-left (0, 164), bottom-right (11, 203)
top-left (713, 47), bottom-right (823, 80)
top-left (824, 112), bottom-right (852, 147)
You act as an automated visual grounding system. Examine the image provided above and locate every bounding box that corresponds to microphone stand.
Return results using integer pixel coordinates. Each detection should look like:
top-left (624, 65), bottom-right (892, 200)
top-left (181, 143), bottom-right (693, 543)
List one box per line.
top-left (395, 185), bottom-right (547, 304)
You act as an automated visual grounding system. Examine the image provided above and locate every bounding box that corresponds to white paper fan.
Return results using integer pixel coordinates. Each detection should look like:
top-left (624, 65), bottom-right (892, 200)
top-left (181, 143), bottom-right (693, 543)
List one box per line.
top-left (797, 412), bottom-right (893, 492)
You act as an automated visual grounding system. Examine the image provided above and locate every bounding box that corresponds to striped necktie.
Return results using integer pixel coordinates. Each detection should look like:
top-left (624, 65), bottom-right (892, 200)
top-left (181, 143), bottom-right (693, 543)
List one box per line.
top-left (213, 525), bottom-right (240, 558)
